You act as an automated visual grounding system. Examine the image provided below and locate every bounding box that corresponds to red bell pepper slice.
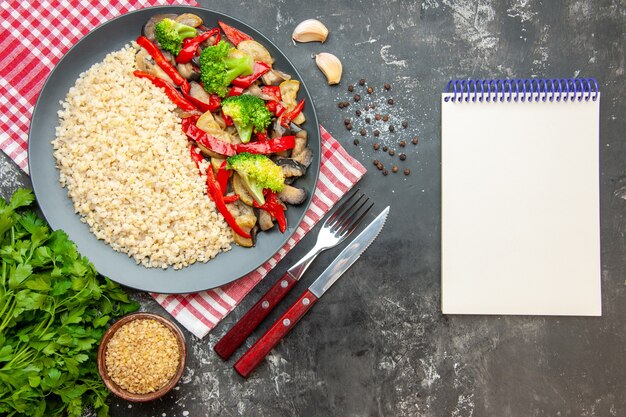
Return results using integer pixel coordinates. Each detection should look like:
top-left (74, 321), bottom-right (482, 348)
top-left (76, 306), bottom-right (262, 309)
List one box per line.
top-left (231, 61), bottom-right (271, 88)
top-left (189, 144), bottom-right (205, 172)
top-left (133, 70), bottom-right (196, 111)
top-left (176, 28), bottom-right (221, 63)
top-left (183, 91), bottom-right (221, 112)
top-left (217, 20), bottom-right (253, 46)
top-left (181, 118), bottom-right (236, 156)
top-left (136, 36), bottom-right (187, 87)
top-left (222, 111), bottom-right (234, 126)
top-left (256, 132), bottom-right (268, 141)
top-left (206, 166), bottom-right (251, 238)
top-left (235, 136), bottom-right (295, 154)
top-left (228, 86), bottom-right (245, 96)
top-left (216, 160), bottom-right (230, 195)
top-left (266, 100), bottom-right (285, 117)
top-left (280, 99), bottom-right (305, 127)
top-left (254, 191), bottom-right (287, 233)
top-left (261, 86), bottom-right (282, 101)
top-left (223, 195), bottom-right (240, 203)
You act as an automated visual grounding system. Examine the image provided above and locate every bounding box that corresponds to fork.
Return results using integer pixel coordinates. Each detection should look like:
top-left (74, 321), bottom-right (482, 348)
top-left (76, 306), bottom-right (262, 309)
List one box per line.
top-left (213, 190), bottom-right (373, 360)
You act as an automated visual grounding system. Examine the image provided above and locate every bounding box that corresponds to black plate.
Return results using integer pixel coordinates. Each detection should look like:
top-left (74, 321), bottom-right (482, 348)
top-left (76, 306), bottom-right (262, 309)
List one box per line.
top-left (28, 6), bottom-right (320, 294)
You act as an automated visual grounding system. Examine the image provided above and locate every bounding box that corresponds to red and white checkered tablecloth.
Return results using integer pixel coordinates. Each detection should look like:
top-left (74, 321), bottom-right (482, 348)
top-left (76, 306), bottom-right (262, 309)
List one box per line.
top-left (0, 0), bottom-right (366, 338)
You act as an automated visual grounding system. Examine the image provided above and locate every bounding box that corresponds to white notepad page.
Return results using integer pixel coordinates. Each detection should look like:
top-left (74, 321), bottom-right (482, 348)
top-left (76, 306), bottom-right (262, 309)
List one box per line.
top-left (441, 92), bottom-right (601, 315)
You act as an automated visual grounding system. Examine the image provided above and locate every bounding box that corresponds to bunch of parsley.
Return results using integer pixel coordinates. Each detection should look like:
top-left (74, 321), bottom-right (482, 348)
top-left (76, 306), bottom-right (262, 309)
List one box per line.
top-left (0, 189), bottom-right (139, 417)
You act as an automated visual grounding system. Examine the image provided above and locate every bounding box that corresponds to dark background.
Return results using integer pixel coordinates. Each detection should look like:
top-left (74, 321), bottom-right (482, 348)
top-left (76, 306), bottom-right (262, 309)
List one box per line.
top-left (1, 0), bottom-right (624, 416)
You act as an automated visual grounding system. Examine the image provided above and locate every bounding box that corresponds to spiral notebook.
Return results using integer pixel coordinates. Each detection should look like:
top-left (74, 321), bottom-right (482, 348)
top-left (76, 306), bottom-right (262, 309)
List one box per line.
top-left (441, 78), bottom-right (601, 316)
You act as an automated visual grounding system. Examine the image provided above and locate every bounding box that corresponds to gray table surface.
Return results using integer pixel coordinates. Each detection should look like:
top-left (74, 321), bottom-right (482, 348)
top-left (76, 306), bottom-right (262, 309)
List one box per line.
top-left (1, 0), bottom-right (624, 416)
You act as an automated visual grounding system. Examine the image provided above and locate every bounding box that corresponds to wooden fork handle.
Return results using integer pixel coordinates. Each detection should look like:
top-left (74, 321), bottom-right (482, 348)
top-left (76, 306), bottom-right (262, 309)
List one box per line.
top-left (214, 272), bottom-right (298, 360)
top-left (234, 289), bottom-right (318, 378)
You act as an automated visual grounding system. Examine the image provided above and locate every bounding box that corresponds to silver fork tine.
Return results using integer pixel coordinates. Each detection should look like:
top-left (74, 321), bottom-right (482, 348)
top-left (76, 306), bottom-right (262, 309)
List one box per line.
top-left (325, 189), bottom-right (361, 227)
top-left (338, 201), bottom-right (374, 238)
top-left (329, 194), bottom-right (366, 232)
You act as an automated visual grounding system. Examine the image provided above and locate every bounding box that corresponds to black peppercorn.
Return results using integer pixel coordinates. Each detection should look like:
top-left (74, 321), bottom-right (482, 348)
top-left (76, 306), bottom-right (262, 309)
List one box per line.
top-left (348, 85), bottom-right (354, 92)
top-left (373, 159), bottom-right (379, 166)
top-left (373, 143), bottom-right (380, 150)
top-left (367, 87), bottom-right (374, 94)
top-left (382, 169), bottom-right (389, 176)
top-left (404, 168), bottom-right (411, 175)
top-left (346, 123), bottom-right (352, 130)
top-left (360, 128), bottom-right (366, 136)
top-left (375, 114), bottom-right (382, 121)
top-left (377, 163), bottom-right (384, 171)
top-left (353, 139), bottom-right (360, 145)
top-left (399, 153), bottom-right (406, 160)
top-left (338, 102), bottom-right (344, 109)
top-left (365, 117), bottom-right (371, 123)
top-left (356, 110), bottom-right (362, 117)
top-left (373, 129), bottom-right (380, 137)
top-left (384, 83), bottom-right (391, 90)
top-left (354, 94), bottom-right (361, 102)
top-left (359, 78), bottom-right (366, 85)
top-left (389, 125), bottom-right (395, 132)
top-left (389, 149), bottom-right (395, 156)
top-left (412, 137), bottom-right (419, 145)
top-left (392, 165), bottom-right (399, 173)
top-left (382, 145), bottom-right (388, 152)
top-left (402, 121), bottom-right (408, 128)
top-left (382, 115), bottom-right (389, 122)
top-left (344, 118), bottom-right (351, 125)
top-left (387, 98), bottom-right (394, 105)
top-left (399, 140), bottom-right (406, 147)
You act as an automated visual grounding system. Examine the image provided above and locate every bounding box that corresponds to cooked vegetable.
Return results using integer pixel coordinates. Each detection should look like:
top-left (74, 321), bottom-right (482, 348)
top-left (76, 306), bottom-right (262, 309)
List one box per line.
top-left (133, 70), bottom-right (196, 111)
top-left (276, 158), bottom-right (307, 178)
top-left (206, 167), bottom-right (251, 238)
top-left (218, 20), bottom-right (253, 46)
top-left (232, 214), bottom-right (257, 247)
top-left (136, 36), bottom-right (187, 87)
top-left (155, 18), bottom-right (197, 55)
top-left (176, 28), bottom-right (220, 64)
top-left (0, 189), bottom-right (139, 417)
top-left (278, 184), bottom-right (308, 205)
top-left (237, 40), bottom-right (274, 65)
top-left (199, 41), bottom-right (254, 97)
top-left (222, 95), bottom-right (272, 143)
top-left (230, 61), bottom-right (271, 89)
top-left (226, 153), bottom-right (285, 205)
top-left (253, 191), bottom-right (287, 232)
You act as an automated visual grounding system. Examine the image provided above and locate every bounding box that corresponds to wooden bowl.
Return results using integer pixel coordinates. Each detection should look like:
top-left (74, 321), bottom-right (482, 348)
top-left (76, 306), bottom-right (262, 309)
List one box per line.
top-left (97, 312), bottom-right (187, 402)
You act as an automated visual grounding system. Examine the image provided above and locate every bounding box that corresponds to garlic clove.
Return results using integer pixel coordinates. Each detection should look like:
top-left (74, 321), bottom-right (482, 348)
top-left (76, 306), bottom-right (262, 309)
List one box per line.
top-left (292, 19), bottom-right (329, 43)
top-left (315, 53), bottom-right (342, 85)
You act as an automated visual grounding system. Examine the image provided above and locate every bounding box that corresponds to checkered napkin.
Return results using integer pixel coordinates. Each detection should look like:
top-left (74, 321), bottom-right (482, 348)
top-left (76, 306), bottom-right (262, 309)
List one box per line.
top-left (0, 0), bottom-right (367, 338)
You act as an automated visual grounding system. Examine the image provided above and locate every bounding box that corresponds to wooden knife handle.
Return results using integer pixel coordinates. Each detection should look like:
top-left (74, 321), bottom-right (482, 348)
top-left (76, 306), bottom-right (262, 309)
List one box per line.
top-left (214, 272), bottom-right (298, 360)
top-left (234, 289), bottom-right (318, 378)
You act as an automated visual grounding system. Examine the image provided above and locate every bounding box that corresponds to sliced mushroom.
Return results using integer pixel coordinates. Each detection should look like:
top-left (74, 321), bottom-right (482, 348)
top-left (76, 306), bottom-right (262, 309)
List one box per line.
top-left (276, 158), bottom-right (307, 178)
top-left (176, 62), bottom-right (200, 81)
top-left (237, 40), bottom-right (275, 65)
top-left (278, 185), bottom-right (308, 205)
top-left (135, 48), bottom-right (175, 84)
top-left (175, 13), bottom-right (203, 28)
top-left (232, 173), bottom-right (255, 206)
top-left (233, 213), bottom-right (257, 247)
top-left (270, 119), bottom-right (288, 139)
top-left (258, 209), bottom-right (274, 231)
top-left (261, 69), bottom-right (291, 86)
top-left (292, 130), bottom-right (307, 156)
top-left (142, 14), bottom-right (178, 42)
top-left (292, 147), bottom-right (313, 168)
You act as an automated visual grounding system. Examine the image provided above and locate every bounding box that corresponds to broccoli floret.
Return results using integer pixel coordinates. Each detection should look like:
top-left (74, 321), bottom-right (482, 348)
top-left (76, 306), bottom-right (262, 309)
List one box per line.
top-left (155, 18), bottom-right (197, 55)
top-left (199, 41), bottom-right (254, 97)
top-left (221, 95), bottom-right (272, 143)
top-left (227, 153), bottom-right (285, 205)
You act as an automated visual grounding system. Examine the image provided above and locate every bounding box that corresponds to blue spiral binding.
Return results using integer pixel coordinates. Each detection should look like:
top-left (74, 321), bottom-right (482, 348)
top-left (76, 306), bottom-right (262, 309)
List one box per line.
top-left (443, 78), bottom-right (599, 103)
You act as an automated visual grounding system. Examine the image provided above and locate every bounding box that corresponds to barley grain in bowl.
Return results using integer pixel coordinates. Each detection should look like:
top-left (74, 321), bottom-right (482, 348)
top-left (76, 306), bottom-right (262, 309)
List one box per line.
top-left (97, 313), bottom-right (187, 402)
top-left (51, 10), bottom-right (314, 271)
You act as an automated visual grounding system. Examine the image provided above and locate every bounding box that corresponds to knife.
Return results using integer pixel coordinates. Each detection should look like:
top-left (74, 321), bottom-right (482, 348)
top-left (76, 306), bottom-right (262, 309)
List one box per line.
top-left (233, 206), bottom-right (390, 378)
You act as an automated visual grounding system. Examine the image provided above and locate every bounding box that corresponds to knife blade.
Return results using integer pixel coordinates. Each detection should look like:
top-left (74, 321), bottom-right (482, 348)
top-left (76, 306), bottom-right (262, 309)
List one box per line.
top-left (234, 206), bottom-right (390, 378)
